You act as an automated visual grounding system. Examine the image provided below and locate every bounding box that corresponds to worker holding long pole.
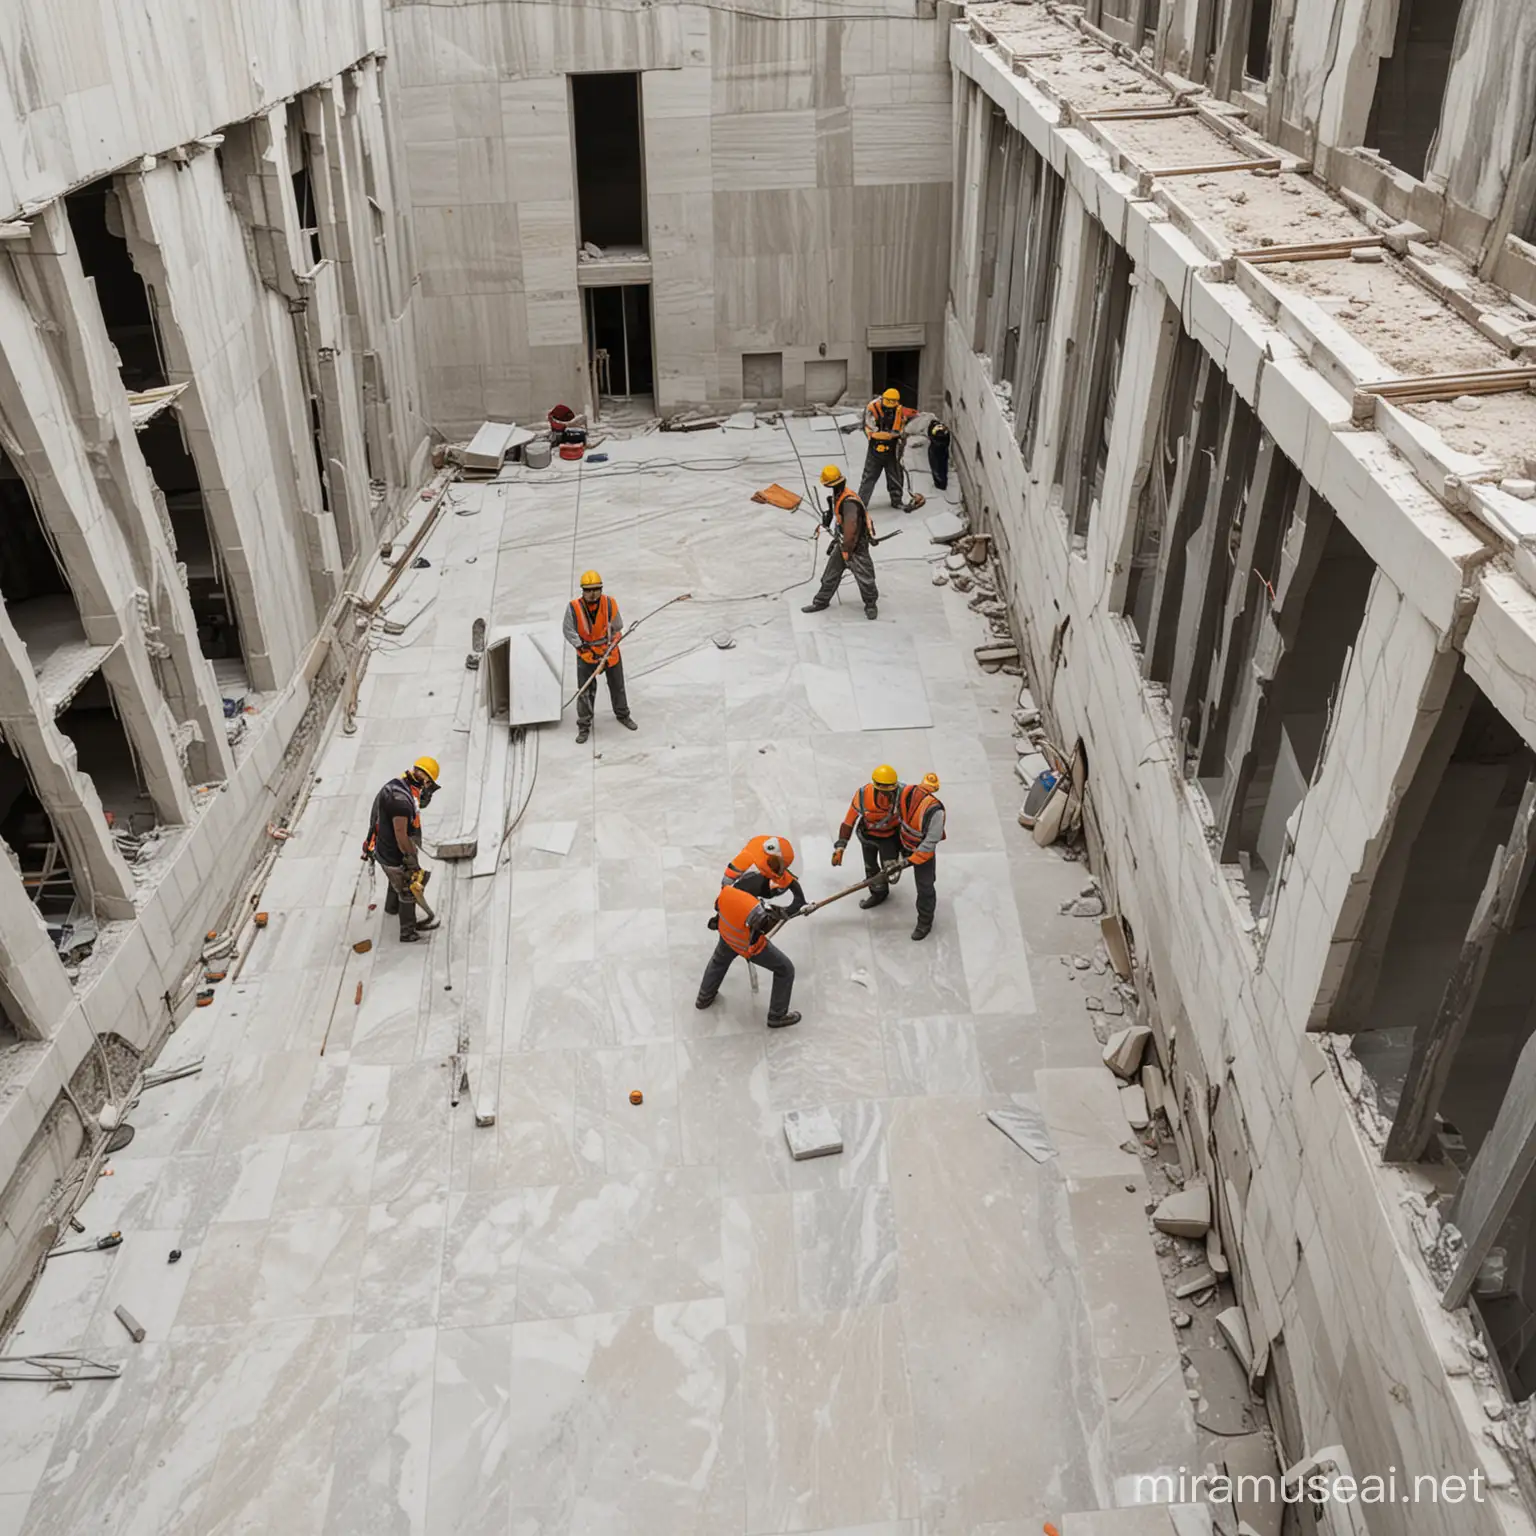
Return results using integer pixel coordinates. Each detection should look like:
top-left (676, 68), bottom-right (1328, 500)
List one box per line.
top-left (564, 570), bottom-right (639, 744)
top-left (858, 387), bottom-right (925, 513)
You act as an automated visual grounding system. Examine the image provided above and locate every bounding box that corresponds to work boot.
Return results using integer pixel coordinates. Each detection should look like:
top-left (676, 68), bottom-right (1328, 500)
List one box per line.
top-left (864, 604), bottom-right (878, 620)
top-left (766, 1011), bottom-right (801, 1029)
top-left (695, 993), bottom-right (717, 1010)
top-left (618, 716), bottom-right (638, 731)
top-left (801, 601), bottom-right (828, 614)
top-left (859, 891), bottom-right (887, 910)
top-left (576, 724), bottom-right (590, 744)
top-left (911, 917), bottom-right (933, 942)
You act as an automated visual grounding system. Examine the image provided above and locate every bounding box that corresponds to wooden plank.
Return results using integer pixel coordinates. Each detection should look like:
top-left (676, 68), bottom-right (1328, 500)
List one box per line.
top-left (1237, 237), bottom-right (1383, 263)
top-left (1387, 775), bottom-right (1536, 1164)
top-left (1443, 1025), bottom-right (1536, 1309)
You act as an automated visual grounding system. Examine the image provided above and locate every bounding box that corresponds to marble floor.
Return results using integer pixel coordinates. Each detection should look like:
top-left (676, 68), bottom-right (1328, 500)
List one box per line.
top-left (3, 420), bottom-right (1201, 1535)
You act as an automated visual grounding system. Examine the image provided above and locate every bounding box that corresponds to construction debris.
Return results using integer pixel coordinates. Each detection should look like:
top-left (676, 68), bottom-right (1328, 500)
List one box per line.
top-left (114, 1305), bottom-right (146, 1343)
top-left (1153, 1183), bottom-right (1213, 1238)
top-left (987, 1101), bottom-right (1058, 1162)
top-left (783, 1107), bottom-right (843, 1161)
top-left (1119, 1085), bottom-right (1150, 1130)
top-left (1216, 1306), bottom-right (1255, 1373)
top-left (1102, 1024), bottom-right (1153, 1079)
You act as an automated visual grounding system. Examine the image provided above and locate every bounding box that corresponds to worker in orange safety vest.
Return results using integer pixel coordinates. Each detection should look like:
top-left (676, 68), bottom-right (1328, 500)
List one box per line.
top-left (801, 466), bottom-right (879, 620)
top-left (895, 771), bottom-right (946, 941)
top-left (832, 763), bottom-right (906, 907)
top-left (720, 835), bottom-right (807, 914)
top-left (695, 883), bottom-right (801, 1028)
top-left (564, 569), bottom-right (638, 743)
top-left (858, 387), bottom-right (923, 512)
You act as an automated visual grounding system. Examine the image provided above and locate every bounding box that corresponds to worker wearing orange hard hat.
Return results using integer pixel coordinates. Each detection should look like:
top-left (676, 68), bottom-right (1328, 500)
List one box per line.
top-left (801, 465), bottom-right (880, 620)
top-left (720, 835), bottom-right (807, 913)
top-left (695, 883), bottom-right (801, 1028)
top-left (564, 570), bottom-right (637, 744)
top-left (832, 764), bottom-right (906, 908)
top-left (361, 756), bottom-right (441, 942)
top-left (895, 771), bottom-right (946, 941)
top-left (859, 386), bottom-right (924, 512)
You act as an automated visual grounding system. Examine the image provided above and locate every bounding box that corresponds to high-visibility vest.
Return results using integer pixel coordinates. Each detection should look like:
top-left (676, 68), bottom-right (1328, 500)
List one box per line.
top-left (864, 399), bottom-right (914, 441)
top-left (716, 885), bottom-right (768, 958)
top-left (844, 782), bottom-right (902, 838)
top-left (897, 785), bottom-right (945, 861)
top-left (722, 835), bottom-right (796, 890)
top-left (570, 595), bottom-right (620, 665)
top-left (832, 487), bottom-right (871, 551)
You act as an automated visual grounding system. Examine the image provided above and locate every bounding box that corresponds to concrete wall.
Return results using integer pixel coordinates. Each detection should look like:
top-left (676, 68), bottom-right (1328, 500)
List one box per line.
top-left (947, 13), bottom-right (1536, 1531)
top-left (0, 5), bottom-right (428, 1323)
top-left (387, 0), bottom-right (953, 432)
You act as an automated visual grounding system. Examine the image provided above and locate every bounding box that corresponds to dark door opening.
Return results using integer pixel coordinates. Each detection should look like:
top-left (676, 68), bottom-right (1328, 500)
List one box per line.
top-left (287, 101), bottom-right (324, 267)
top-left (572, 73), bottom-right (645, 250)
top-left (139, 411), bottom-right (245, 665)
top-left (65, 181), bottom-right (167, 391)
top-left (585, 285), bottom-right (654, 400)
top-left (1246, 0), bottom-right (1274, 81)
top-left (1364, 0), bottom-right (1465, 181)
top-left (871, 349), bottom-right (921, 408)
top-left (58, 675), bottom-right (155, 834)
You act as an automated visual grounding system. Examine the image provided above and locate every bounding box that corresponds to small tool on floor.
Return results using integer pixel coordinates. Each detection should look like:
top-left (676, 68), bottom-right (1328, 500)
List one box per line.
top-left (50, 1232), bottom-right (122, 1258)
top-left (114, 1306), bottom-right (146, 1343)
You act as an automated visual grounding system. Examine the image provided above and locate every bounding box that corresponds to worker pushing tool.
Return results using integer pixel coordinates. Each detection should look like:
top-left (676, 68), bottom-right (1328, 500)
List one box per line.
top-left (832, 763), bottom-right (906, 897)
top-left (564, 570), bottom-right (639, 744)
top-left (696, 882), bottom-right (802, 1028)
top-left (859, 386), bottom-right (925, 513)
top-left (895, 771), bottom-right (946, 941)
top-left (801, 465), bottom-right (880, 620)
top-left (362, 756), bottom-right (441, 942)
top-left (720, 834), bottom-right (808, 913)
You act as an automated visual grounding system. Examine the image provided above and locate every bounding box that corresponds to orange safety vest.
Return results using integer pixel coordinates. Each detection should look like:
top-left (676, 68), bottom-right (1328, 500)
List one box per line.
top-left (842, 782), bottom-right (902, 839)
top-left (570, 595), bottom-right (620, 665)
top-left (897, 784), bottom-right (945, 861)
top-left (716, 885), bottom-right (769, 958)
top-left (832, 486), bottom-right (872, 553)
top-left (864, 398), bottom-right (914, 443)
top-left (722, 835), bottom-right (797, 891)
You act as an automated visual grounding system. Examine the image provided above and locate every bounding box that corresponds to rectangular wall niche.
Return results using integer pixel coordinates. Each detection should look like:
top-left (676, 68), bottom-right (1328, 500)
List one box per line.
top-left (572, 73), bottom-right (645, 250)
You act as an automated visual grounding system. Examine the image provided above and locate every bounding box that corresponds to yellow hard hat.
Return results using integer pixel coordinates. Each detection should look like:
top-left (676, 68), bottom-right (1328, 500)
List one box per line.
top-left (871, 764), bottom-right (898, 787)
top-left (881, 388), bottom-right (901, 404)
top-left (922, 772), bottom-right (941, 792)
top-left (819, 465), bottom-right (845, 487)
top-left (412, 755), bottom-right (441, 784)
top-left (580, 570), bottom-right (603, 589)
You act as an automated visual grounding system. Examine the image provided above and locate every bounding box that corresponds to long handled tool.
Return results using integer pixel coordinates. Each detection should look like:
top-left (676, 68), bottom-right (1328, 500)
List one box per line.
top-left (756, 859), bottom-right (913, 940)
top-left (562, 591), bottom-right (693, 712)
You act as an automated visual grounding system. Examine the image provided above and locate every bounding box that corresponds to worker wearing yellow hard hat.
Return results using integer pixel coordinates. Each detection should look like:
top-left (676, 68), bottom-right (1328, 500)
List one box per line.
top-left (563, 569), bottom-right (638, 744)
top-left (859, 384), bottom-right (924, 513)
top-left (361, 754), bottom-right (442, 942)
top-left (801, 464), bottom-right (881, 620)
top-left (895, 772), bottom-right (946, 941)
top-left (832, 764), bottom-right (907, 906)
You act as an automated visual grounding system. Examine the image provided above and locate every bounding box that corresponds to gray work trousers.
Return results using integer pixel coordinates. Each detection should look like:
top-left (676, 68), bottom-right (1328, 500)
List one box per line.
top-left (860, 833), bottom-right (937, 920)
top-left (812, 539), bottom-right (878, 608)
top-left (859, 442), bottom-right (907, 508)
top-left (575, 655), bottom-right (631, 726)
top-left (697, 939), bottom-right (795, 1020)
top-left (380, 862), bottom-right (420, 939)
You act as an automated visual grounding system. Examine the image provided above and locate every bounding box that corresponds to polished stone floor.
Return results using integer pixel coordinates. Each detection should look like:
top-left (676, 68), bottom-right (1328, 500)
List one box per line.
top-left (3, 420), bottom-right (1200, 1535)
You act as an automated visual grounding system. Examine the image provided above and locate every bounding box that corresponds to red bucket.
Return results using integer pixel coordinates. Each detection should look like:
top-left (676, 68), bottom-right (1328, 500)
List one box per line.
top-left (558, 443), bottom-right (585, 461)
top-left (548, 403), bottom-right (576, 434)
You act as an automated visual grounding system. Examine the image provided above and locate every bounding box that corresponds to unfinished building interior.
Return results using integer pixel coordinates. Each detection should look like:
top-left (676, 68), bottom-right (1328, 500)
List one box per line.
top-left (2, 0), bottom-right (1536, 1532)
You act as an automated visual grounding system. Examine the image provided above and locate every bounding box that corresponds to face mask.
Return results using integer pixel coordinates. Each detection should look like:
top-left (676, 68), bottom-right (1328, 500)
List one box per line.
top-left (417, 781), bottom-right (437, 808)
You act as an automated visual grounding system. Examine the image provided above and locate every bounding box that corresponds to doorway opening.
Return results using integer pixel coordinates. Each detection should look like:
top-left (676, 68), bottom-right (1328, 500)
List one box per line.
top-left (572, 73), bottom-right (645, 251)
top-left (0, 742), bottom-right (78, 942)
top-left (1246, 0), bottom-right (1274, 82)
top-left (871, 349), bottom-right (921, 408)
top-left (65, 181), bottom-right (167, 391)
top-left (139, 411), bottom-right (246, 668)
top-left (585, 285), bottom-right (654, 405)
top-left (1364, 0), bottom-right (1465, 181)
top-left (57, 675), bottom-right (154, 835)
top-left (286, 100), bottom-right (324, 267)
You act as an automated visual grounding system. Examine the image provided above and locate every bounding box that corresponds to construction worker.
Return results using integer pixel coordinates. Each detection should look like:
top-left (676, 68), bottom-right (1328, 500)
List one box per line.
top-left (363, 756), bottom-right (441, 943)
top-left (832, 764), bottom-right (906, 906)
top-left (801, 466), bottom-right (879, 620)
top-left (564, 570), bottom-right (637, 744)
top-left (695, 882), bottom-right (801, 1028)
top-left (927, 419), bottom-right (950, 490)
top-left (720, 835), bottom-right (807, 914)
top-left (859, 386), bottom-right (923, 512)
top-left (896, 771), bottom-right (946, 941)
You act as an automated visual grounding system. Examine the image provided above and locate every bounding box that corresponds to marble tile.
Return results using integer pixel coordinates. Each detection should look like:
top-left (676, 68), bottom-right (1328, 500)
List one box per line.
top-left (794, 1185), bottom-right (899, 1311)
top-left (273, 1126), bottom-right (382, 1212)
top-left (720, 1193), bottom-right (798, 1324)
top-left (322, 1328), bottom-right (436, 1535)
top-left (765, 1012), bottom-right (891, 1110)
top-left (84, 1226), bottom-right (195, 1348)
top-left (742, 1305), bottom-right (917, 1533)
top-left (250, 1207), bottom-right (370, 1321)
top-left (176, 1222), bottom-right (269, 1330)
top-left (507, 1301), bottom-right (743, 1534)
top-left (427, 1326), bottom-right (514, 1536)
top-left (881, 1016), bottom-right (987, 1096)
top-left (356, 1195), bottom-right (448, 1334)
top-left (947, 852), bottom-right (1037, 1016)
top-left (574, 1042), bottom-right (681, 1174)
top-left (439, 1190), bottom-right (530, 1328)
top-left (1036, 1069), bottom-right (1145, 1182)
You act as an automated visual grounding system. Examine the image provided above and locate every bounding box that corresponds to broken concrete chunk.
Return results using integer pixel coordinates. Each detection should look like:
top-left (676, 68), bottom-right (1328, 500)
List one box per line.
top-left (783, 1107), bottom-right (842, 1160)
top-left (1102, 1023), bottom-right (1153, 1079)
top-left (1501, 479), bottom-right (1536, 501)
top-left (1174, 1266), bottom-right (1218, 1298)
top-left (1142, 1064), bottom-right (1166, 1114)
top-left (1066, 894), bottom-right (1105, 918)
top-left (1153, 1182), bottom-right (1213, 1238)
top-left (1216, 1306), bottom-right (1254, 1372)
top-left (1119, 1084), bottom-right (1150, 1130)
top-left (987, 1101), bottom-right (1057, 1162)
top-left (1206, 1226), bottom-right (1231, 1277)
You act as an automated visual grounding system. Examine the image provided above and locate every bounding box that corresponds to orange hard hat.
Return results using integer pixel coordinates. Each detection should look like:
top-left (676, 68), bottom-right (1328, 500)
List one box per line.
top-left (762, 835), bottom-right (795, 872)
top-left (922, 772), bottom-right (940, 792)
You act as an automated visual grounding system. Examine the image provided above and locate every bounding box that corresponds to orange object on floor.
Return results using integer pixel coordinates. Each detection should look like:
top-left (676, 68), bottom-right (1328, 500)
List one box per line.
top-left (750, 483), bottom-right (804, 510)
top-left (629, 1089), bottom-right (644, 1105)
top-left (352, 939), bottom-right (373, 954)
top-left (253, 912), bottom-right (269, 927)
top-left (355, 982), bottom-right (364, 1005)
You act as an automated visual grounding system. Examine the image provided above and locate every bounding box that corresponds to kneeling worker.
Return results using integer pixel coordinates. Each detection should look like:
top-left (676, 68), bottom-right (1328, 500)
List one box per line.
top-left (897, 771), bottom-right (946, 941)
top-left (832, 764), bottom-right (905, 903)
top-left (801, 466), bottom-right (880, 621)
top-left (695, 883), bottom-right (801, 1028)
top-left (565, 570), bottom-right (638, 744)
top-left (364, 756), bottom-right (441, 942)
top-left (721, 834), bottom-right (807, 914)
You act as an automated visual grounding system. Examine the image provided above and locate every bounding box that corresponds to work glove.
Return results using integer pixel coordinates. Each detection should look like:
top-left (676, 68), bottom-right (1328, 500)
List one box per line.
top-left (881, 860), bottom-right (904, 886)
top-left (707, 914), bottom-right (719, 931)
top-left (402, 853), bottom-right (420, 874)
top-left (831, 842), bottom-right (845, 868)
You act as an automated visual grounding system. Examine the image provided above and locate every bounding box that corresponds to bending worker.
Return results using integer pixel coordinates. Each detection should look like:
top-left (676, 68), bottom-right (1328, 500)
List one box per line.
top-left (721, 835), bottom-right (807, 914)
top-left (696, 883), bottom-right (801, 1029)
top-left (832, 764), bottom-right (905, 904)
top-left (363, 756), bottom-right (441, 943)
top-left (801, 465), bottom-right (880, 620)
top-left (896, 771), bottom-right (946, 942)
top-left (564, 570), bottom-right (638, 744)
top-left (859, 386), bottom-right (923, 512)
